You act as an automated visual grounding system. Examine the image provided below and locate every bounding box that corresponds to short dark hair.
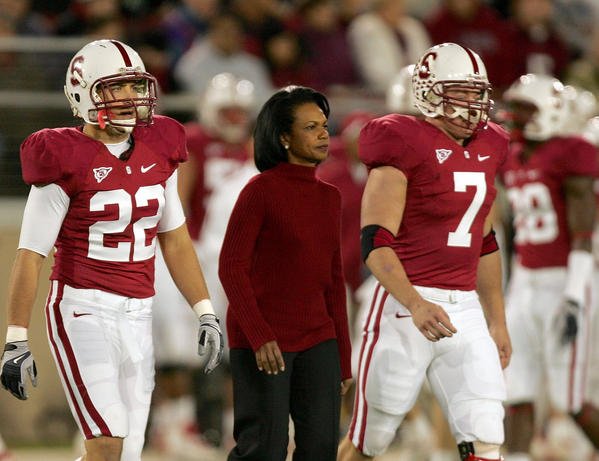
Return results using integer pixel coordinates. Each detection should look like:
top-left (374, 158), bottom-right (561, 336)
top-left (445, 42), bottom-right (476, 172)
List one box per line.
top-left (253, 86), bottom-right (330, 172)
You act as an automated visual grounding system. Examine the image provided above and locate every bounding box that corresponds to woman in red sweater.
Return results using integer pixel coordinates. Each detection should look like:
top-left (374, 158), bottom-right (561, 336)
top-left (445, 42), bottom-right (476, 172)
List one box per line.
top-left (218, 86), bottom-right (353, 460)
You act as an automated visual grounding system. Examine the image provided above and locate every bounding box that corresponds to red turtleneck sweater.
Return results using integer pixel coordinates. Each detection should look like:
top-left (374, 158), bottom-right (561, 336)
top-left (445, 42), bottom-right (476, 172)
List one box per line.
top-left (218, 162), bottom-right (352, 379)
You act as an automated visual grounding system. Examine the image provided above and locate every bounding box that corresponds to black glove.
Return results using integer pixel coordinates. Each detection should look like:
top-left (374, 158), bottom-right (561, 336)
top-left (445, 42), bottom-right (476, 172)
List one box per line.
top-left (198, 314), bottom-right (224, 374)
top-left (557, 299), bottom-right (579, 346)
top-left (1, 341), bottom-right (38, 400)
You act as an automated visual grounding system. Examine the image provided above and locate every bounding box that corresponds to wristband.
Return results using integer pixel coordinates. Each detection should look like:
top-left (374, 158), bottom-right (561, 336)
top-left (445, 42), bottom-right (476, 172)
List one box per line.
top-left (6, 325), bottom-right (27, 343)
top-left (192, 299), bottom-right (215, 318)
top-left (564, 250), bottom-right (594, 305)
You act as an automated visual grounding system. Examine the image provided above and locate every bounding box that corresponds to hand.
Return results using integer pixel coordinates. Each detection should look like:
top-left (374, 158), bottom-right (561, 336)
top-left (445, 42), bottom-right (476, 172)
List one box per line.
top-left (556, 299), bottom-right (580, 346)
top-left (488, 322), bottom-right (512, 369)
top-left (410, 299), bottom-right (457, 342)
top-left (1, 341), bottom-right (38, 400)
top-left (255, 340), bottom-right (285, 374)
top-left (341, 378), bottom-right (353, 396)
top-left (197, 314), bottom-right (223, 374)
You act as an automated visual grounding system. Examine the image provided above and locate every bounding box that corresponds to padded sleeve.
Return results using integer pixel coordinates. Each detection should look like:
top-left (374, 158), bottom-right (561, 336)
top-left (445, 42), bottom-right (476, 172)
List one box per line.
top-left (358, 116), bottom-right (420, 178)
top-left (154, 115), bottom-right (189, 166)
top-left (18, 184), bottom-right (70, 256)
top-left (20, 130), bottom-right (66, 186)
top-left (157, 170), bottom-right (186, 233)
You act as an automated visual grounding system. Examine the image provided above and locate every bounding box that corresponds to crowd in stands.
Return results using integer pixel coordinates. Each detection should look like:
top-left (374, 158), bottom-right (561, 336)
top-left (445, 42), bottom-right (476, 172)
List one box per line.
top-left (2, 0), bottom-right (599, 104)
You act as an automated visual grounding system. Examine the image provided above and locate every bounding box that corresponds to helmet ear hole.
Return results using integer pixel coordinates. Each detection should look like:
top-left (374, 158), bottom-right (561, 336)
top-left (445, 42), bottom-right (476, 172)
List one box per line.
top-left (74, 94), bottom-right (80, 102)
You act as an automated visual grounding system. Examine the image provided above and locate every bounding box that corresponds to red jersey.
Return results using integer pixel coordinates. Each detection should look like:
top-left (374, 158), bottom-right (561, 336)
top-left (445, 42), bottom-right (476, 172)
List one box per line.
top-left (20, 115), bottom-right (187, 298)
top-left (184, 123), bottom-right (251, 240)
top-left (500, 136), bottom-right (598, 269)
top-left (359, 115), bottom-right (509, 290)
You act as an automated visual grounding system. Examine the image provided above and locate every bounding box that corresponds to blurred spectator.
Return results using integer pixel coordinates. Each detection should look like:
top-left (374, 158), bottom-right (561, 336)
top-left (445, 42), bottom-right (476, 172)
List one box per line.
top-left (290, 0), bottom-right (359, 92)
top-left (263, 30), bottom-right (316, 88)
top-left (0, 0), bottom-right (49, 89)
top-left (0, 0), bottom-right (51, 35)
top-left (159, 0), bottom-right (219, 71)
top-left (425, 0), bottom-right (514, 92)
top-left (506, 0), bottom-right (571, 80)
top-left (565, 27), bottom-right (599, 101)
top-left (54, 0), bottom-right (123, 35)
top-left (174, 13), bottom-right (274, 104)
top-left (348, 0), bottom-right (430, 94)
top-left (227, 0), bottom-right (289, 57)
top-left (404, 0), bottom-right (442, 20)
top-left (553, 0), bottom-right (598, 59)
top-left (338, 0), bottom-right (372, 25)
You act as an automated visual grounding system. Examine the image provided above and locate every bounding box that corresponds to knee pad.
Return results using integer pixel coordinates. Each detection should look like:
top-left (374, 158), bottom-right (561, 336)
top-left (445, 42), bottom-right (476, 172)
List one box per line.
top-left (361, 427), bottom-right (397, 457)
top-left (455, 399), bottom-right (504, 445)
top-left (458, 441), bottom-right (502, 460)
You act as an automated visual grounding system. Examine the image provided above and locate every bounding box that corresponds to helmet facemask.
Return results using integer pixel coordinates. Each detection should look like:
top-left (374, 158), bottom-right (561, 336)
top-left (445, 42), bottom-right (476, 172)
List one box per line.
top-left (427, 80), bottom-right (492, 131)
top-left (91, 72), bottom-right (157, 131)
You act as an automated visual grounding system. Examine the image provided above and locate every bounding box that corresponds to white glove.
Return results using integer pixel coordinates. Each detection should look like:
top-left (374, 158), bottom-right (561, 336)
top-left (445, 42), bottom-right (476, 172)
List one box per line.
top-left (1, 340), bottom-right (38, 400)
top-left (198, 314), bottom-right (223, 374)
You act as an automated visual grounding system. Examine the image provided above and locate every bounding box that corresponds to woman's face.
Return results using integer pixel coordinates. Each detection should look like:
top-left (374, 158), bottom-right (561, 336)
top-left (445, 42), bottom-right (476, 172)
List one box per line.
top-left (281, 102), bottom-right (329, 166)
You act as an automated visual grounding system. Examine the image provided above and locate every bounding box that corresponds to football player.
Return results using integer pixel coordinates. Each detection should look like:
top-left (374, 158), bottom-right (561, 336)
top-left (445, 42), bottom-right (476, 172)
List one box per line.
top-left (0, 40), bottom-right (223, 461)
top-left (500, 74), bottom-right (599, 461)
top-left (150, 72), bottom-right (257, 455)
top-left (338, 42), bottom-right (511, 461)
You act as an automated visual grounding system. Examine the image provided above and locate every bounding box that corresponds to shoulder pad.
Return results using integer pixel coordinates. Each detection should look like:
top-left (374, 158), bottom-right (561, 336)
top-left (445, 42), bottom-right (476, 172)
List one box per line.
top-left (20, 128), bottom-right (78, 185)
top-left (136, 115), bottom-right (188, 165)
top-left (359, 114), bottom-right (422, 172)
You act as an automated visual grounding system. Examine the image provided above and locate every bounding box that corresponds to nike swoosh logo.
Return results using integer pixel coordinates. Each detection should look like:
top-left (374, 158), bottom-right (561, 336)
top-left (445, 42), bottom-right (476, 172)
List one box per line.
top-left (477, 154), bottom-right (490, 161)
top-left (12, 354), bottom-right (27, 365)
top-left (140, 163), bottom-right (156, 173)
top-left (395, 313), bottom-right (411, 319)
top-left (73, 312), bottom-right (91, 318)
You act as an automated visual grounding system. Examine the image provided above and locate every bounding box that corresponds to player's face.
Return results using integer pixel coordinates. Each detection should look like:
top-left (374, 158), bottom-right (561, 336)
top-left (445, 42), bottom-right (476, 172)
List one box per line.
top-left (441, 88), bottom-right (487, 138)
top-left (282, 102), bottom-right (329, 166)
top-left (101, 79), bottom-right (147, 119)
top-left (509, 100), bottom-right (537, 130)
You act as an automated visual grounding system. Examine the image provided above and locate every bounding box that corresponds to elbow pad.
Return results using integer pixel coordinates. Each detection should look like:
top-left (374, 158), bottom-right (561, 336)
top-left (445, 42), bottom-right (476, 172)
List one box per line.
top-left (480, 229), bottom-right (499, 256)
top-left (361, 224), bottom-right (395, 261)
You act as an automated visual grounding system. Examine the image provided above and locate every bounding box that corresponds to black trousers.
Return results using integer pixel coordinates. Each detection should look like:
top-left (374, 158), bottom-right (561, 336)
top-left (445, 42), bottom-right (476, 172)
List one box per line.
top-left (227, 339), bottom-right (342, 461)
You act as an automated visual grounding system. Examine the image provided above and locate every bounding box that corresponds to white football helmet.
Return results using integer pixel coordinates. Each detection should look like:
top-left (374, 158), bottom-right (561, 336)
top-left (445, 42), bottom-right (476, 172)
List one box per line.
top-left (386, 64), bottom-right (418, 115)
top-left (561, 85), bottom-right (598, 136)
top-left (64, 39), bottom-right (157, 130)
top-left (582, 116), bottom-right (599, 147)
top-left (199, 73), bottom-right (256, 144)
top-left (412, 42), bottom-right (491, 128)
top-left (503, 74), bottom-right (567, 141)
